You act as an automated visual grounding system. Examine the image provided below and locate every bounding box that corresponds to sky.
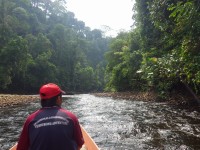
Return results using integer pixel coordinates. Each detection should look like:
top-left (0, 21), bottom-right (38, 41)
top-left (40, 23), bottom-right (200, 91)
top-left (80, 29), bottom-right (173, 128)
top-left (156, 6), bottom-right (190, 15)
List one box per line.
top-left (67, 0), bottom-right (135, 37)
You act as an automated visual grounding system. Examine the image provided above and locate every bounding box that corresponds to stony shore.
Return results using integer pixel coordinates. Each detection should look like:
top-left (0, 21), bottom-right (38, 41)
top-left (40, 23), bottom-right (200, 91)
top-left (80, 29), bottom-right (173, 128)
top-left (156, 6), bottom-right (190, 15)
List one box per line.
top-left (0, 94), bottom-right (39, 108)
top-left (0, 92), bottom-right (199, 112)
top-left (0, 92), bottom-right (157, 108)
top-left (93, 91), bottom-right (158, 102)
top-left (93, 91), bottom-right (200, 112)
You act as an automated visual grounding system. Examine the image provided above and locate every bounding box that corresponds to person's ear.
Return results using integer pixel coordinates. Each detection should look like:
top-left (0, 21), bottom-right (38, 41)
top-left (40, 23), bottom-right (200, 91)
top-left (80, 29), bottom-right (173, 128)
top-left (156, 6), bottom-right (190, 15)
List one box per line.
top-left (56, 95), bottom-right (62, 106)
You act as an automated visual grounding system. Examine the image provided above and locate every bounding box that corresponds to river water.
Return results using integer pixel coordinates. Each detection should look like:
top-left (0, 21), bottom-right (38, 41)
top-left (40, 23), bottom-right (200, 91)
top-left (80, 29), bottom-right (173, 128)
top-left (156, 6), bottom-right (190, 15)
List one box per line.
top-left (1, 94), bottom-right (200, 150)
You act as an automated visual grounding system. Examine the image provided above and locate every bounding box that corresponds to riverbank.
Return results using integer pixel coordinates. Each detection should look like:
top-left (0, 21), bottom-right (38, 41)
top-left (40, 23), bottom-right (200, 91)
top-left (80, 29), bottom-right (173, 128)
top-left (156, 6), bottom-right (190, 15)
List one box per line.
top-left (0, 92), bottom-right (199, 112)
top-left (0, 94), bottom-right (39, 108)
top-left (93, 91), bottom-right (157, 101)
top-left (93, 91), bottom-right (200, 112)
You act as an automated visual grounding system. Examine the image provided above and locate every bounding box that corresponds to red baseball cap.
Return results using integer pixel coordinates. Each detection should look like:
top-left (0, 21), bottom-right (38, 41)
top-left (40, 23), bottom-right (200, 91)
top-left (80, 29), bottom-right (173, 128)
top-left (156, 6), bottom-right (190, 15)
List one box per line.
top-left (39, 83), bottom-right (65, 100)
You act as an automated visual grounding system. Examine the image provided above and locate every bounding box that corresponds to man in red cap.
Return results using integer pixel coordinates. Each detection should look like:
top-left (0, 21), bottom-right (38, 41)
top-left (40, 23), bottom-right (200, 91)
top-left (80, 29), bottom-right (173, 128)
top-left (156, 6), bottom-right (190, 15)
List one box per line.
top-left (17, 83), bottom-right (84, 150)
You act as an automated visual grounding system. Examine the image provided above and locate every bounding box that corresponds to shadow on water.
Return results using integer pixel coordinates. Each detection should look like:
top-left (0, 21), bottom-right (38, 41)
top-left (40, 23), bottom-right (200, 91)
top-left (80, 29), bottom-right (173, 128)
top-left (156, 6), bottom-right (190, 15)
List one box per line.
top-left (1, 94), bottom-right (200, 150)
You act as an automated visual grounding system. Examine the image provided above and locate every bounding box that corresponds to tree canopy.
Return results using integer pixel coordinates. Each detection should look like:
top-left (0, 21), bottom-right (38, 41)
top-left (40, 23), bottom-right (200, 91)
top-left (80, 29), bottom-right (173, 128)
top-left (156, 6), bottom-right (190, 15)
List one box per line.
top-left (1, 0), bottom-right (200, 98)
top-left (105, 0), bottom-right (200, 98)
top-left (0, 0), bottom-right (110, 93)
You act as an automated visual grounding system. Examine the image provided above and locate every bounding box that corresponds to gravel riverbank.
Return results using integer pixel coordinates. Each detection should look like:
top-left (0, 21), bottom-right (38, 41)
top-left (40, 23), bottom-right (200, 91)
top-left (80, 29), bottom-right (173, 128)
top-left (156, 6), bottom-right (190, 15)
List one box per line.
top-left (1, 92), bottom-right (199, 112)
top-left (0, 94), bottom-right (39, 108)
top-left (92, 91), bottom-right (200, 112)
top-left (0, 92), bottom-right (156, 108)
top-left (92, 91), bottom-right (157, 101)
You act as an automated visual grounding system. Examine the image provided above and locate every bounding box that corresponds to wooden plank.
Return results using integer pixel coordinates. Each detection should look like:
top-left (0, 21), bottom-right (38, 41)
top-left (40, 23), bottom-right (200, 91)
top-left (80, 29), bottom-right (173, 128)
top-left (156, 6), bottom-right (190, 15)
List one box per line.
top-left (81, 125), bottom-right (99, 150)
top-left (9, 143), bottom-right (17, 150)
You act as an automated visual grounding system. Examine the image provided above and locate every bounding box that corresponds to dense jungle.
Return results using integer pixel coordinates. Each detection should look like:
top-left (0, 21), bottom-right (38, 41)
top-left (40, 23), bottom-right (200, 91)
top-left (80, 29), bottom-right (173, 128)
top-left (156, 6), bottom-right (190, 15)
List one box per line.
top-left (1, 0), bottom-right (200, 105)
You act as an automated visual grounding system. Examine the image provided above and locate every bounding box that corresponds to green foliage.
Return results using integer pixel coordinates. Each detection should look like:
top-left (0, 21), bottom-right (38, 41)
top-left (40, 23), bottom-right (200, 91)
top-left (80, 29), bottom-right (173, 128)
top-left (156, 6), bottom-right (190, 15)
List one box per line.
top-left (0, 36), bottom-right (29, 89)
top-left (25, 51), bottom-right (57, 89)
top-left (105, 0), bottom-right (200, 98)
top-left (0, 66), bottom-right (12, 89)
top-left (0, 0), bottom-right (109, 93)
top-left (105, 31), bottom-right (144, 92)
top-left (138, 0), bottom-right (200, 95)
top-left (4, 0), bottom-right (200, 97)
top-left (76, 66), bottom-right (96, 92)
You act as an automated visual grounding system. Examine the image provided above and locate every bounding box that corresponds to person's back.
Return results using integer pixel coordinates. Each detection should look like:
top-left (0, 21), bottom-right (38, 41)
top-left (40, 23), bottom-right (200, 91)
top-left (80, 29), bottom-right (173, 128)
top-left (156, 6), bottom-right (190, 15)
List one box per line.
top-left (17, 83), bottom-right (84, 150)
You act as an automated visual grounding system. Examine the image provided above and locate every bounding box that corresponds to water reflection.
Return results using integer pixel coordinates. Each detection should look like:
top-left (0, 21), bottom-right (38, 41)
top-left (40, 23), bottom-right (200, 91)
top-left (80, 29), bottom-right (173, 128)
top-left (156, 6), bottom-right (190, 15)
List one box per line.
top-left (1, 94), bottom-right (200, 150)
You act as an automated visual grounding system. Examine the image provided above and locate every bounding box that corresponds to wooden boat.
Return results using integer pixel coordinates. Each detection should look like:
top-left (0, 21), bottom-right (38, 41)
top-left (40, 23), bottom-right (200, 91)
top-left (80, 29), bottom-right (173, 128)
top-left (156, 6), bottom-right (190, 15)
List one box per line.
top-left (9, 125), bottom-right (99, 150)
top-left (80, 126), bottom-right (99, 150)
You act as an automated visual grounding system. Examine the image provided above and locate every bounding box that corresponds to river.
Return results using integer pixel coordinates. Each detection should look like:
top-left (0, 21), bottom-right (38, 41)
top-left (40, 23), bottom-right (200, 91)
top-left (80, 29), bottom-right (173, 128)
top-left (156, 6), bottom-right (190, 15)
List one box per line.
top-left (1, 94), bottom-right (200, 150)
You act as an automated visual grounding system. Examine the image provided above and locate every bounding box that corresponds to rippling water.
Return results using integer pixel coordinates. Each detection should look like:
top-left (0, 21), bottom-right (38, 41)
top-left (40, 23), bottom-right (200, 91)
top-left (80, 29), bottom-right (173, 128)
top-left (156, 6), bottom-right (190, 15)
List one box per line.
top-left (1, 94), bottom-right (200, 150)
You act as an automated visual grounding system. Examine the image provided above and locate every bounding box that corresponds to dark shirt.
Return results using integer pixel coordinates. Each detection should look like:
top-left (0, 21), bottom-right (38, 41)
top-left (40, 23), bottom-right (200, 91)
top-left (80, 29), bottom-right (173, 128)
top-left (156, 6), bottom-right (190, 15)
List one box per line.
top-left (17, 106), bottom-right (84, 150)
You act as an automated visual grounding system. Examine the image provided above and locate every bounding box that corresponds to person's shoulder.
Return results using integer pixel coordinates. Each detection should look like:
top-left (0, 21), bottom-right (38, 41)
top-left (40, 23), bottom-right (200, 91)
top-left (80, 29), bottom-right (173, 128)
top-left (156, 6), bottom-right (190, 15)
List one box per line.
top-left (59, 108), bottom-right (78, 119)
top-left (26, 109), bottom-right (43, 121)
top-left (59, 108), bottom-right (75, 115)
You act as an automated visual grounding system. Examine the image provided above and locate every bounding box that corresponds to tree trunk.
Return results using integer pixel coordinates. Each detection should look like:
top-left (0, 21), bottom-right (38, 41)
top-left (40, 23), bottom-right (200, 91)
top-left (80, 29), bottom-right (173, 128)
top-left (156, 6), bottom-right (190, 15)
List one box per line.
top-left (182, 81), bottom-right (200, 105)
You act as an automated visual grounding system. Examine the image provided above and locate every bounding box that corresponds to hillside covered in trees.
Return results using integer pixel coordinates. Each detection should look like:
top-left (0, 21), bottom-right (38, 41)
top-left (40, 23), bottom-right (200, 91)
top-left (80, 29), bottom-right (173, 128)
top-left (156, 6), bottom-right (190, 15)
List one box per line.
top-left (1, 0), bottom-right (200, 100)
top-left (105, 0), bottom-right (200, 100)
top-left (0, 0), bottom-right (110, 93)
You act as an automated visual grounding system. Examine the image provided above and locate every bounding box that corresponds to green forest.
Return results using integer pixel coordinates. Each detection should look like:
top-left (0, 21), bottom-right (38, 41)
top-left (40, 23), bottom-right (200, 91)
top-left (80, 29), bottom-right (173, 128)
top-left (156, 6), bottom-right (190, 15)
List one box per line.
top-left (1, 0), bottom-right (200, 98)
top-left (0, 0), bottom-right (110, 93)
